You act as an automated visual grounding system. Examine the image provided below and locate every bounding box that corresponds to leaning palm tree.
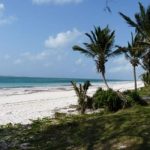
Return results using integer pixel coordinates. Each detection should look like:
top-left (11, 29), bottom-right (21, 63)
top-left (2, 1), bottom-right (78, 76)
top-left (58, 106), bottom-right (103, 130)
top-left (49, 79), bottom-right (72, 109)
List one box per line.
top-left (115, 33), bottom-right (144, 91)
top-left (72, 26), bottom-right (115, 89)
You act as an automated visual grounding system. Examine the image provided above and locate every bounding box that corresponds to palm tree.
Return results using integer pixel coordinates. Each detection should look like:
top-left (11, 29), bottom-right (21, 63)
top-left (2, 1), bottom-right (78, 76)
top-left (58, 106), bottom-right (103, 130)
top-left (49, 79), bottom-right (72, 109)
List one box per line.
top-left (119, 2), bottom-right (150, 87)
top-left (72, 26), bottom-right (115, 89)
top-left (119, 2), bottom-right (150, 43)
top-left (115, 33), bottom-right (143, 91)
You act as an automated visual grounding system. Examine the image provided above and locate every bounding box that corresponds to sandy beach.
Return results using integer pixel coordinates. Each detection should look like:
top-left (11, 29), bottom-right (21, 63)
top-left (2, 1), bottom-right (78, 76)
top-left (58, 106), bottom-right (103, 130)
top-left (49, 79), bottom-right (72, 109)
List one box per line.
top-left (0, 81), bottom-right (144, 125)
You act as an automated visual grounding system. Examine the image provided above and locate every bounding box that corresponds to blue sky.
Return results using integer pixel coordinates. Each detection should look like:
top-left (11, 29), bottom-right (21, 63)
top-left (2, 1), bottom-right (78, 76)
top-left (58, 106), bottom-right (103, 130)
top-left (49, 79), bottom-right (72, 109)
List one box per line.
top-left (0, 0), bottom-right (149, 79)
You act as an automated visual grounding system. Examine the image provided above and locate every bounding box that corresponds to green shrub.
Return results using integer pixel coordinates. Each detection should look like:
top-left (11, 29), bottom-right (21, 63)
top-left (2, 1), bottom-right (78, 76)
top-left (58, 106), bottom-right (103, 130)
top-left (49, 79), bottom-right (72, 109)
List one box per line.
top-left (123, 90), bottom-right (148, 106)
top-left (92, 88), bottom-right (105, 109)
top-left (54, 112), bottom-right (67, 119)
top-left (93, 88), bottom-right (125, 112)
top-left (86, 96), bottom-right (93, 109)
top-left (123, 90), bottom-right (135, 103)
top-left (141, 72), bottom-right (150, 86)
top-left (71, 80), bottom-right (91, 114)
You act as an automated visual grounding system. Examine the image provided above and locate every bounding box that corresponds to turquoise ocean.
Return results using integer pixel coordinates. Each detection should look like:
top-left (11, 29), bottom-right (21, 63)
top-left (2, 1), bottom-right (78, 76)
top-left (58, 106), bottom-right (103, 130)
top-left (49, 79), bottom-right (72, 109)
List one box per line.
top-left (0, 76), bottom-right (130, 88)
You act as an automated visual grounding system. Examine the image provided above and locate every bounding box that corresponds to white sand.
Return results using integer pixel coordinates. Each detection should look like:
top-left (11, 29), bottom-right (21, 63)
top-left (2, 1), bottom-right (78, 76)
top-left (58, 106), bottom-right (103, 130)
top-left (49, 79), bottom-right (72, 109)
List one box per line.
top-left (0, 81), bottom-right (144, 125)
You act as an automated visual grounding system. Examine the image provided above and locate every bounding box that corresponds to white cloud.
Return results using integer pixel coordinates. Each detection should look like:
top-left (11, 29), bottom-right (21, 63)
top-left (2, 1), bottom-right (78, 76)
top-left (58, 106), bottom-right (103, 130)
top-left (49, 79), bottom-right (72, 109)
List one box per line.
top-left (4, 54), bottom-right (10, 60)
top-left (0, 3), bottom-right (16, 26)
top-left (112, 56), bottom-right (128, 65)
top-left (0, 16), bottom-right (16, 26)
top-left (32, 0), bottom-right (83, 5)
top-left (21, 52), bottom-right (31, 57)
top-left (14, 59), bottom-right (22, 65)
top-left (22, 51), bottom-right (49, 61)
top-left (109, 64), bottom-right (131, 73)
top-left (75, 58), bottom-right (82, 65)
top-left (57, 55), bottom-right (62, 61)
top-left (92, 66), bottom-right (96, 72)
top-left (12, 28), bottom-right (82, 68)
top-left (35, 51), bottom-right (49, 60)
top-left (72, 68), bottom-right (77, 73)
top-left (109, 56), bottom-right (132, 73)
top-left (44, 62), bottom-right (53, 67)
top-left (45, 28), bottom-right (82, 49)
top-left (0, 3), bottom-right (5, 14)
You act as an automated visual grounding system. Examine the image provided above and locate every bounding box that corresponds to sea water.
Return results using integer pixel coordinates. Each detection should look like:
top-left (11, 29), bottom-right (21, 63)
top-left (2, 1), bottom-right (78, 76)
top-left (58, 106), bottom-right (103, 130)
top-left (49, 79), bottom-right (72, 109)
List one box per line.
top-left (0, 76), bottom-right (131, 88)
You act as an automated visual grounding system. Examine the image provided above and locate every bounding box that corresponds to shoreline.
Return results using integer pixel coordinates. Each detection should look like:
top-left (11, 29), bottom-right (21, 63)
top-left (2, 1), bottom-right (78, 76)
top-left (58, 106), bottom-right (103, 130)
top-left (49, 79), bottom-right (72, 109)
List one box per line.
top-left (0, 81), bottom-right (144, 125)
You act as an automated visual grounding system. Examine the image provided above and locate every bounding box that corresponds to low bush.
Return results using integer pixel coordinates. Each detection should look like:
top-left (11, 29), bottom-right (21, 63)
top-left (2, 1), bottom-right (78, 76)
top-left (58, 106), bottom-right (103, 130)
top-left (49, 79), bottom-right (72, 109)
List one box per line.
top-left (141, 72), bottom-right (150, 86)
top-left (54, 112), bottom-right (67, 119)
top-left (123, 90), bottom-right (148, 106)
top-left (93, 88), bottom-right (125, 112)
top-left (86, 96), bottom-right (93, 109)
top-left (92, 88), bottom-right (105, 109)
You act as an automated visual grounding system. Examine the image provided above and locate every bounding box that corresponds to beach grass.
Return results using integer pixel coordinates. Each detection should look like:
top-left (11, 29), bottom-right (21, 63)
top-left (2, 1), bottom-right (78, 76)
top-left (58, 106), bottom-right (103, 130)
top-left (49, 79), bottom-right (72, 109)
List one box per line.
top-left (0, 105), bottom-right (150, 149)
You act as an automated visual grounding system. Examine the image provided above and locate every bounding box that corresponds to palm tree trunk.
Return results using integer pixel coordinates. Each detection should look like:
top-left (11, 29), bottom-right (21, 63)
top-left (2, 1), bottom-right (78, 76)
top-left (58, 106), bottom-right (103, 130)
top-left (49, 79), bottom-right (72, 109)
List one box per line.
top-left (102, 73), bottom-right (109, 89)
top-left (133, 65), bottom-right (137, 91)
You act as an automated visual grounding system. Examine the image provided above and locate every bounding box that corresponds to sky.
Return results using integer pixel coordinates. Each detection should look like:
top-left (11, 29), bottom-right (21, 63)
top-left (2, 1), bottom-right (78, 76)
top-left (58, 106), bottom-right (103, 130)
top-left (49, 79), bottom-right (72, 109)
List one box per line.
top-left (0, 0), bottom-right (149, 80)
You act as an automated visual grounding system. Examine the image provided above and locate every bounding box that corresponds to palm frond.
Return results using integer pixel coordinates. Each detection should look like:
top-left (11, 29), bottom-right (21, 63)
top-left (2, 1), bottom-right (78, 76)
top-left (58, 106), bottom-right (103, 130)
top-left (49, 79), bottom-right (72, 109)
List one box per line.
top-left (71, 81), bottom-right (80, 97)
top-left (139, 2), bottom-right (146, 18)
top-left (72, 45), bottom-right (95, 58)
top-left (119, 12), bottom-right (138, 28)
top-left (85, 33), bottom-right (95, 43)
top-left (108, 46), bottom-right (126, 57)
top-left (83, 80), bottom-right (91, 94)
top-left (125, 53), bottom-right (131, 61)
top-left (91, 30), bottom-right (97, 43)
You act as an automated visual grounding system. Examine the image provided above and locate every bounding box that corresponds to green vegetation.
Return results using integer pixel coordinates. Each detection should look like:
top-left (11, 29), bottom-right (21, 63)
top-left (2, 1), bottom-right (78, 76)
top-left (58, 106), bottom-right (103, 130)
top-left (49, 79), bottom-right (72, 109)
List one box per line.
top-left (123, 90), bottom-right (148, 106)
top-left (71, 81), bottom-right (92, 114)
top-left (93, 88), bottom-right (126, 112)
top-left (0, 106), bottom-right (150, 149)
top-left (142, 52), bottom-right (150, 74)
top-left (71, 81), bottom-right (148, 114)
top-left (141, 72), bottom-right (150, 86)
top-left (138, 86), bottom-right (150, 97)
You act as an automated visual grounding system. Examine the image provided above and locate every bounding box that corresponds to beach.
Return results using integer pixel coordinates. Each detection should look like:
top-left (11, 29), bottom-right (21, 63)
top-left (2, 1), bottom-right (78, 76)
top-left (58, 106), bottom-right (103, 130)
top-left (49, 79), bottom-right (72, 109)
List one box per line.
top-left (0, 81), bottom-right (144, 125)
